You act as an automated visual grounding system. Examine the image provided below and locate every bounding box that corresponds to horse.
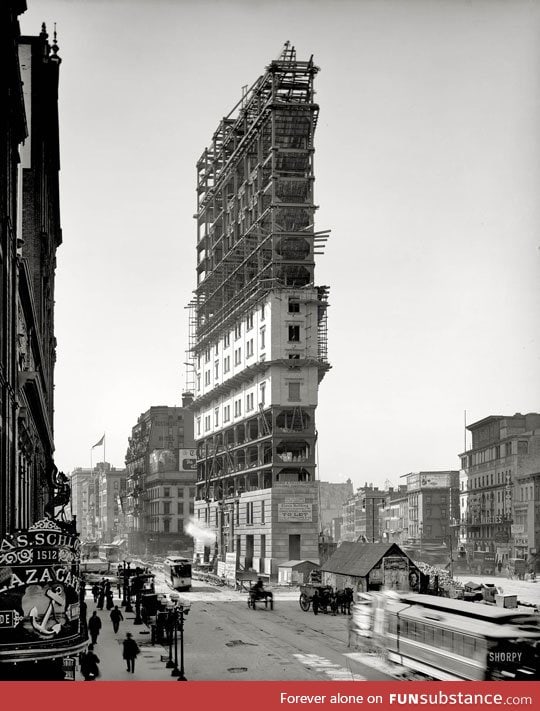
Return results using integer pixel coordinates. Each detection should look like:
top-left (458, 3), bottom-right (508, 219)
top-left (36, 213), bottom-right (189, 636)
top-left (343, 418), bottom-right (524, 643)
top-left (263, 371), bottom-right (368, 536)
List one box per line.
top-left (337, 587), bottom-right (354, 615)
top-left (248, 586), bottom-right (274, 610)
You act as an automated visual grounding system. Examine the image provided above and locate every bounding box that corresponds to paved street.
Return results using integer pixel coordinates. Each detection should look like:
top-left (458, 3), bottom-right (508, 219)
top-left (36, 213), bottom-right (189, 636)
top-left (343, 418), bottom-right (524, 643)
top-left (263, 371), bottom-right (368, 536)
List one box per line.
top-left (79, 580), bottom-right (395, 681)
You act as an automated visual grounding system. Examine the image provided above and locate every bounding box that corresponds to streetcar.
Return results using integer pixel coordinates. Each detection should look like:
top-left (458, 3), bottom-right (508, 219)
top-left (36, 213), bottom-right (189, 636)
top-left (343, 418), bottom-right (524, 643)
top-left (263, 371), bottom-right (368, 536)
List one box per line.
top-left (163, 556), bottom-right (192, 591)
top-left (374, 593), bottom-right (540, 681)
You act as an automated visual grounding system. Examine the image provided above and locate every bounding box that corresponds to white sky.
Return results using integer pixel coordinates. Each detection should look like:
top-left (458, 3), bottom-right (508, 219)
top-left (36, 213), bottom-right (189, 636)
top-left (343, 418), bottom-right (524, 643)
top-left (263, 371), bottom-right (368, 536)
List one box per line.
top-left (21, 0), bottom-right (540, 490)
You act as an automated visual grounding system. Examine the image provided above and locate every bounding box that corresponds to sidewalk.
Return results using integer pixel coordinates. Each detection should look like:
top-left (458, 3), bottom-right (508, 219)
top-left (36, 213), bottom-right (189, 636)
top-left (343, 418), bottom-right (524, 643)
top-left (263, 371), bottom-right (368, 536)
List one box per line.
top-left (78, 592), bottom-right (176, 681)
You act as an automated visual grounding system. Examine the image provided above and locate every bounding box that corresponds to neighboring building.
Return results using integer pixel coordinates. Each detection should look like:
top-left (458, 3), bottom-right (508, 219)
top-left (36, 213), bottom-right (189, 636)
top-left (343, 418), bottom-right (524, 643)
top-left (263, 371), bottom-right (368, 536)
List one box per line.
top-left (0, 13), bottom-right (87, 679)
top-left (96, 463), bottom-right (126, 543)
top-left (404, 471), bottom-right (460, 549)
top-left (1, 13), bottom-right (63, 536)
top-left (190, 44), bottom-right (330, 578)
top-left (380, 485), bottom-right (408, 545)
top-left (125, 401), bottom-right (195, 555)
top-left (341, 485), bottom-right (387, 543)
top-left (70, 467), bottom-right (93, 539)
top-left (318, 479), bottom-right (354, 538)
top-left (458, 413), bottom-right (540, 572)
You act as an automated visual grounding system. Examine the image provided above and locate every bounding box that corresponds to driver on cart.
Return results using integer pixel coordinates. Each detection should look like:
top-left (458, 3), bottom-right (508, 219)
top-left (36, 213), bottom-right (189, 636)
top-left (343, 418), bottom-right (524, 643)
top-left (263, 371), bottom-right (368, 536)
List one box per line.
top-left (252, 577), bottom-right (265, 598)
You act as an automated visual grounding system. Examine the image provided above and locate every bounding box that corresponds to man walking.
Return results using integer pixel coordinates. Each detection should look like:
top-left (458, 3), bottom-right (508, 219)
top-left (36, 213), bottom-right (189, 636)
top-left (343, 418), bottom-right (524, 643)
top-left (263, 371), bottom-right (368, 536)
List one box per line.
top-left (88, 610), bottom-right (102, 645)
top-left (122, 632), bottom-right (140, 673)
top-left (110, 605), bottom-right (124, 633)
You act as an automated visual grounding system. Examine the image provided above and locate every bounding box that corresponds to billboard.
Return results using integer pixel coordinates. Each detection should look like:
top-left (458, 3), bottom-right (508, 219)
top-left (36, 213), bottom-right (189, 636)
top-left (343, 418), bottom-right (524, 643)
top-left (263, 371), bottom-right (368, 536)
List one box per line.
top-left (278, 502), bottom-right (313, 522)
top-left (179, 448), bottom-right (196, 471)
top-left (0, 518), bottom-right (86, 663)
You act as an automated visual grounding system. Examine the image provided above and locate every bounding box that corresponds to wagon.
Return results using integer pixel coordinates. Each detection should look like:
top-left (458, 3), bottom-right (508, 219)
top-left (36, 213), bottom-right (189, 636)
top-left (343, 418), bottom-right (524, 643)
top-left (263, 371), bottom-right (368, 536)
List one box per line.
top-left (298, 583), bottom-right (333, 612)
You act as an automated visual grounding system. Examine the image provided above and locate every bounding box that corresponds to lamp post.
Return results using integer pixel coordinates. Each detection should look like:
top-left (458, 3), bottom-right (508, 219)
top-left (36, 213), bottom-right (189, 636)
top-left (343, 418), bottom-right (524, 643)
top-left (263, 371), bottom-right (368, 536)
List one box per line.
top-left (175, 601), bottom-right (190, 681)
top-left (124, 561), bottom-right (133, 613)
top-left (133, 574), bottom-right (143, 625)
top-left (165, 602), bottom-right (175, 669)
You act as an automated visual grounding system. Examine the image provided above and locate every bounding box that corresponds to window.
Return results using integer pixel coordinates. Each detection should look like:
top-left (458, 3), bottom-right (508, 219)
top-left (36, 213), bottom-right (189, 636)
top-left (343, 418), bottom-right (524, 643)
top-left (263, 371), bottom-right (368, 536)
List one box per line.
top-left (196, 417), bottom-right (201, 436)
top-left (234, 347), bottom-right (242, 365)
top-left (246, 312), bottom-right (254, 330)
top-left (288, 325), bottom-right (300, 342)
top-left (260, 327), bottom-right (266, 350)
top-left (288, 353), bottom-right (300, 360)
top-left (196, 374), bottom-right (201, 391)
top-left (288, 299), bottom-right (300, 313)
top-left (246, 501), bottom-right (254, 524)
top-left (234, 323), bottom-right (242, 340)
top-left (204, 370), bottom-right (211, 385)
top-left (246, 393), bottom-right (254, 411)
top-left (215, 343), bottom-right (219, 356)
top-left (261, 500), bottom-right (265, 524)
top-left (214, 361), bottom-right (219, 379)
top-left (260, 533), bottom-right (266, 558)
top-left (214, 407), bottom-right (219, 427)
top-left (204, 415), bottom-right (211, 431)
top-left (205, 348), bottom-right (211, 363)
top-left (163, 502), bottom-right (171, 515)
top-left (261, 304), bottom-right (265, 321)
top-left (260, 382), bottom-right (266, 407)
top-left (288, 382), bottom-right (301, 401)
top-left (178, 502), bottom-right (183, 514)
top-left (164, 487), bottom-right (170, 497)
top-left (234, 399), bottom-right (242, 417)
top-left (246, 339), bottom-right (254, 358)
top-left (235, 501), bottom-right (240, 525)
top-left (223, 404), bottom-right (230, 422)
top-left (223, 355), bottom-right (230, 373)
top-left (163, 519), bottom-right (170, 533)
top-left (224, 333), bottom-right (230, 348)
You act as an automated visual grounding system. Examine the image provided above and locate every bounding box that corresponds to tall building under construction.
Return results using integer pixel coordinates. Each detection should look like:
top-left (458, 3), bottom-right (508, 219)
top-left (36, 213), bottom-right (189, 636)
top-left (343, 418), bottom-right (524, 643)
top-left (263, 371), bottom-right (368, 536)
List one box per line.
top-left (191, 45), bottom-right (330, 578)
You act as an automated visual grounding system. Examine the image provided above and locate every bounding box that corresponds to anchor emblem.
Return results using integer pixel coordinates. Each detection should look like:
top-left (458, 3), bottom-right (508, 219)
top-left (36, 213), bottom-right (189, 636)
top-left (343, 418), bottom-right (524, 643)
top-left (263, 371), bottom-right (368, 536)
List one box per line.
top-left (29, 585), bottom-right (64, 636)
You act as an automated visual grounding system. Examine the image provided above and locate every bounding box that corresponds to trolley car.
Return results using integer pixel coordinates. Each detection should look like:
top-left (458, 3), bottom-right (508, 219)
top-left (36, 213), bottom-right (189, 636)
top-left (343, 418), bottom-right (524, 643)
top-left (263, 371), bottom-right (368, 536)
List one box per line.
top-left (163, 556), bottom-right (192, 591)
top-left (377, 594), bottom-right (540, 681)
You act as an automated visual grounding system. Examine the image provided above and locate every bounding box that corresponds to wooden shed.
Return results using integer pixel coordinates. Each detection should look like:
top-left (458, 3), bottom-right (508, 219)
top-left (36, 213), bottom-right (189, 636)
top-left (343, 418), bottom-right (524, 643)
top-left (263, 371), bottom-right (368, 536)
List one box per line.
top-left (277, 560), bottom-right (320, 585)
top-left (321, 542), bottom-right (419, 593)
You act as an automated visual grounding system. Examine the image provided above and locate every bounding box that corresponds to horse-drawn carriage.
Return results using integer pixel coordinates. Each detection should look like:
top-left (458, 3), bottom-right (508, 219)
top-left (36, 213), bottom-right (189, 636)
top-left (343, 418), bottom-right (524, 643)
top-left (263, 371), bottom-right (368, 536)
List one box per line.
top-left (247, 585), bottom-right (274, 610)
top-left (299, 584), bottom-right (353, 614)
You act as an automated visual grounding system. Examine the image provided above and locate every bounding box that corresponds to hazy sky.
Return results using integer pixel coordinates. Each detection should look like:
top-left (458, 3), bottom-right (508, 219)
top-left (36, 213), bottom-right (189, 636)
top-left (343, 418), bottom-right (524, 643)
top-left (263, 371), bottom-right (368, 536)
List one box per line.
top-left (21, 0), bottom-right (540, 490)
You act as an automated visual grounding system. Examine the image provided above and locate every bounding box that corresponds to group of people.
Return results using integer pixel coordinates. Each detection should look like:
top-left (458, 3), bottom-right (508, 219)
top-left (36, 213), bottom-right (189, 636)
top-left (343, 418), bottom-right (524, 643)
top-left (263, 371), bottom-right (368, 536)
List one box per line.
top-left (91, 578), bottom-right (116, 610)
top-left (80, 579), bottom-right (141, 680)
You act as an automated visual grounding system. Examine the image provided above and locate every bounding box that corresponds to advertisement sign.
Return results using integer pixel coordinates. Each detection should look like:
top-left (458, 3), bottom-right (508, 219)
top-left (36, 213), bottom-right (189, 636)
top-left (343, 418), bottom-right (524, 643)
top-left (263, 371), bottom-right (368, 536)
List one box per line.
top-left (179, 448), bottom-right (196, 471)
top-left (0, 518), bottom-right (86, 663)
top-left (278, 502), bottom-right (312, 522)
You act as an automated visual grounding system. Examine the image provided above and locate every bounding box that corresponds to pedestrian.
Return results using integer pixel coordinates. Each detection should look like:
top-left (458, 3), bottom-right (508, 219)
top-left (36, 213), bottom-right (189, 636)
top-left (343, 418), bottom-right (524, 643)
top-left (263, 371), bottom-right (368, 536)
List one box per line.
top-left (97, 588), bottom-right (105, 610)
top-left (312, 588), bottom-right (319, 615)
top-left (110, 605), bottom-right (124, 633)
top-left (91, 583), bottom-right (100, 603)
top-left (80, 644), bottom-right (100, 681)
top-left (122, 632), bottom-right (140, 673)
top-left (106, 589), bottom-right (114, 610)
top-left (88, 610), bottom-right (102, 645)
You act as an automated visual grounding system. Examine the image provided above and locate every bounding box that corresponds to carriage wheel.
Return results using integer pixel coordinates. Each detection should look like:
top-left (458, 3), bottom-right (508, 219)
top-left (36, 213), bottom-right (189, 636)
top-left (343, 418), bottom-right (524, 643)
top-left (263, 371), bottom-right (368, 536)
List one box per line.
top-left (299, 593), bottom-right (310, 611)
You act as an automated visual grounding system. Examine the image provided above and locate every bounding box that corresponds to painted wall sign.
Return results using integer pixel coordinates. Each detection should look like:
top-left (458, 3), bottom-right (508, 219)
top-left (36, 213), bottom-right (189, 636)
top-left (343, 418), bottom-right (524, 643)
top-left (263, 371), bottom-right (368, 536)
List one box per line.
top-left (278, 502), bottom-right (312, 522)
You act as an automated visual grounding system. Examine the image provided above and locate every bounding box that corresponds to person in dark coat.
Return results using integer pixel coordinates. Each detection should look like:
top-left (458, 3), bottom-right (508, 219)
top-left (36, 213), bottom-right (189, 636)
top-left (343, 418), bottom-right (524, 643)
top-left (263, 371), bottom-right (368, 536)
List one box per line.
top-left (88, 611), bottom-right (102, 645)
top-left (91, 584), bottom-right (100, 603)
top-left (106, 589), bottom-right (114, 610)
top-left (122, 632), bottom-right (140, 673)
top-left (312, 588), bottom-right (320, 615)
top-left (110, 605), bottom-right (124, 633)
top-left (80, 644), bottom-right (100, 680)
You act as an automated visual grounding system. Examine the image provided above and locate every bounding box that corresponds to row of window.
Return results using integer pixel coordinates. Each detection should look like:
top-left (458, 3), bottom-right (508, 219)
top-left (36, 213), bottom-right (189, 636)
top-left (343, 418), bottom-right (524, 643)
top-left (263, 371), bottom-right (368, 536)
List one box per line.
top-left (198, 304), bottom-right (303, 368)
top-left (461, 441), bottom-right (529, 469)
top-left (196, 381), bottom-right (302, 434)
top-left (147, 486), bottom-right (195, 499)
top-left (197, 500), bottom-right (267, 526)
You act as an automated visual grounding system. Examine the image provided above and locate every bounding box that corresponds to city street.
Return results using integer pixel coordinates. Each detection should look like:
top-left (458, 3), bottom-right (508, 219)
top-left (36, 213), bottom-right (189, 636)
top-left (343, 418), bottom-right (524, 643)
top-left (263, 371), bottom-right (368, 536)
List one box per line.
top-left (80, 579), bottom-right (395, 681)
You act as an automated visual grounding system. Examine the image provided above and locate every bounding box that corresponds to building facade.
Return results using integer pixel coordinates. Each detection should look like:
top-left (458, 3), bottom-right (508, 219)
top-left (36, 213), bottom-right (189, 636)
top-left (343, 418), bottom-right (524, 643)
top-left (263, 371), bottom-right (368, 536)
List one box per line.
top-left (404, 471), bottom-right (459, 549)
top-left (380, 485), bottom-right (408, 545)
top-left (341, 485), bottom-right (387, 544)
top-left (191, 45), bottom-right (330, 577)
top-left (458, 413), bottom-right (540, 572)
top-left (1, 11), bottom-right (64, 537)
top-left (125, 402), bottom-right (195, 555)
top-left (318, 479), bottom-right (354, 538)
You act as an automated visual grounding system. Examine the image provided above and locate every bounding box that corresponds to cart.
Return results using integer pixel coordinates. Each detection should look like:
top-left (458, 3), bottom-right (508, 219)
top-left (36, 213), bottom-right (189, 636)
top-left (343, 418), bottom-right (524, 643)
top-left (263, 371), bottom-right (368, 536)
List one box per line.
top-left (298, 583), bottom-right (333, 612)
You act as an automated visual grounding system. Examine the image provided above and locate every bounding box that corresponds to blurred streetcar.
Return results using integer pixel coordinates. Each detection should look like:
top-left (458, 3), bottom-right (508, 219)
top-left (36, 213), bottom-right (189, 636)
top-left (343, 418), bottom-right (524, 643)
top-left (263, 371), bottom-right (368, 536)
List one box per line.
top-left (163, 556), bottom-right (192, 591)
top-left (375, 593), bottom-right (540, 680)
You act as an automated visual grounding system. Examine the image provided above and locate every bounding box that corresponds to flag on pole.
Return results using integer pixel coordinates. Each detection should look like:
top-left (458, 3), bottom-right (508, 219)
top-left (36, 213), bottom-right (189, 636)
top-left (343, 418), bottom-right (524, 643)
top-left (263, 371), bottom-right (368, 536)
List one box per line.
top-left (92, 434), bottom-right (105, 448)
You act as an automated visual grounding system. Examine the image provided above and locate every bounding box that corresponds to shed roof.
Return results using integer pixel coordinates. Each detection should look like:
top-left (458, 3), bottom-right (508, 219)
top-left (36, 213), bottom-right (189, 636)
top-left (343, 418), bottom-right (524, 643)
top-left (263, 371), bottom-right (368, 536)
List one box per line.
top-left (278, 559), bottom-right (319, 569)
top-left (321, 542), bottom-right (411, 577)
